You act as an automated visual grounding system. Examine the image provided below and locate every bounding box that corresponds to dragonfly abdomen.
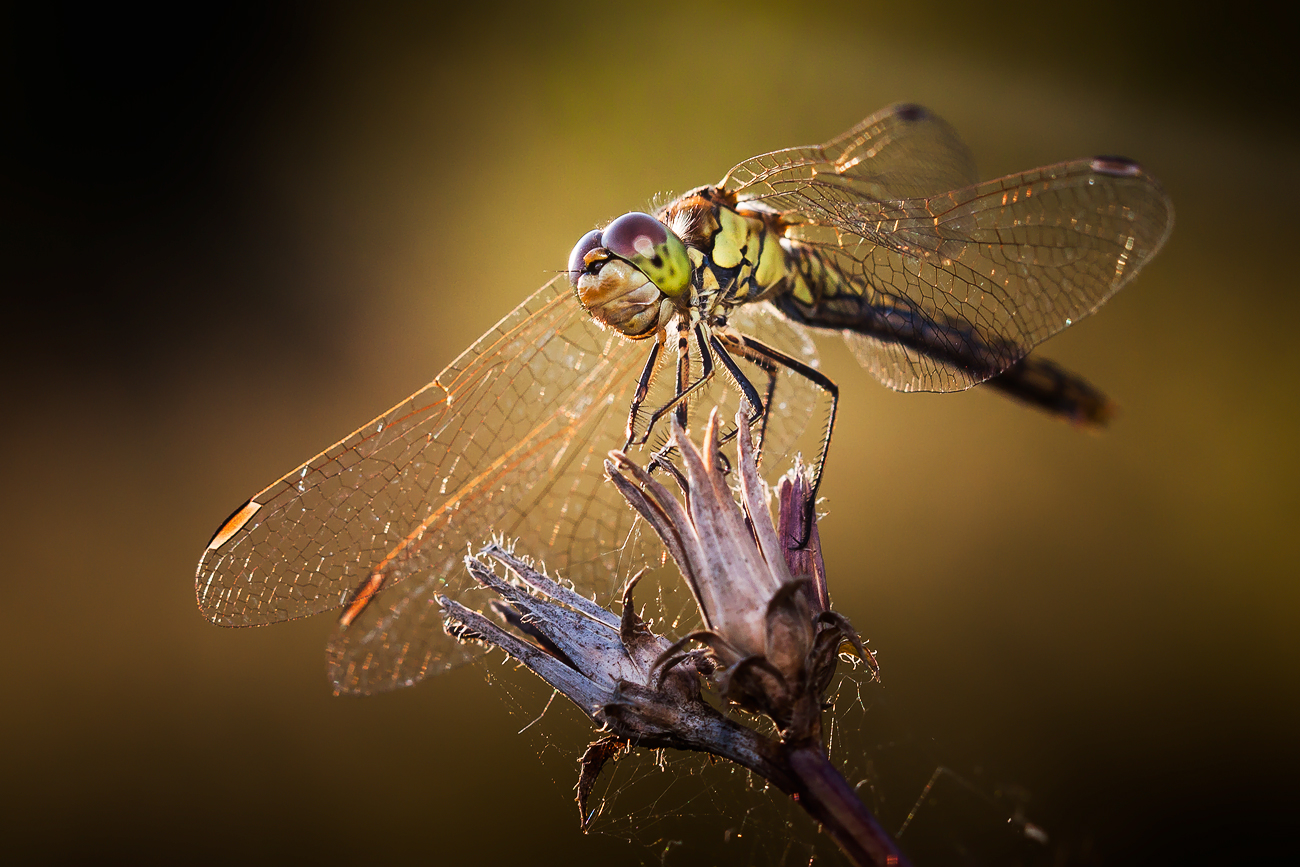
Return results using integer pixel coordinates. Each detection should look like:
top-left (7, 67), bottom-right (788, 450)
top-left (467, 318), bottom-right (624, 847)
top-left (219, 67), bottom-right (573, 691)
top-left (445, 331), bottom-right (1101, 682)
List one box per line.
top-left (983, 356), bottom-right (1115, 426)
top-left (773, 242), bottom-right (1115, 426)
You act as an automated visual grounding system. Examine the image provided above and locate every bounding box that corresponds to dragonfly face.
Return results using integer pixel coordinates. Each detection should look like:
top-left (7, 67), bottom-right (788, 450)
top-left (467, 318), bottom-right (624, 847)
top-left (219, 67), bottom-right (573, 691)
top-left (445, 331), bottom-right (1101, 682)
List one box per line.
top-left (570, 194), bottom-right (796, 340)
top-left (569, 211), bottom-right (692, 338)
top-left (197, 103), bottom-right (1172, 695)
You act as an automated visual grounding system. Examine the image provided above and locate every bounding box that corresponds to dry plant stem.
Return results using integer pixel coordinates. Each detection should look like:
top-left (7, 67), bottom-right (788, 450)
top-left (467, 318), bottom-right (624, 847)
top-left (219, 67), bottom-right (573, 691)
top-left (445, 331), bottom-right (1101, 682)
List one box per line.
top-left (786, 742), bottom-right (912, 867)
top-left (608, 694), bottom-right (909, 867)
top-left (615, 712), bottom-right (912, 867)
top-left (441, 553), bottom-right (907, 867)
top-left (440, 410), bottom-right (909, 867)
top-left (604, 684), bottom-right (909, 867)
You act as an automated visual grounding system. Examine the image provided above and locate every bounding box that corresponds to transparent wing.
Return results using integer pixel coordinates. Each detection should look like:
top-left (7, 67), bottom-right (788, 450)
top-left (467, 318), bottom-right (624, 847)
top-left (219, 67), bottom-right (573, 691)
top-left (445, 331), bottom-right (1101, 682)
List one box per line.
top-left (721, 103), bottom-right (979, 203)
top-left (196, 276), bottom-right (654, 692)
top-left (324, 302), bottom-right (824, 695)
top-left (723, 301), bottom-right (826, 467)
top-left (724, 104), bottom-right (1174, 392)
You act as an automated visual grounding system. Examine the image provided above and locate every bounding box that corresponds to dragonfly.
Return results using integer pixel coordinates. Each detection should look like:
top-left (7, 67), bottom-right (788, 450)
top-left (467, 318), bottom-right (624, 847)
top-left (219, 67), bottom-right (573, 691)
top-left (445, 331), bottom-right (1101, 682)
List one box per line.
top-left (197, 103), bottom-right (1173, 695)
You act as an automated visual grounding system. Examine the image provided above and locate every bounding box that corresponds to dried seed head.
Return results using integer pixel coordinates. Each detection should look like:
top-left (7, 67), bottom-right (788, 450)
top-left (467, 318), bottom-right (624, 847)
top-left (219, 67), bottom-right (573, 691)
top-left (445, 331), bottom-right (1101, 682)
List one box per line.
top-left (605, 407), bottom-right (863, 730)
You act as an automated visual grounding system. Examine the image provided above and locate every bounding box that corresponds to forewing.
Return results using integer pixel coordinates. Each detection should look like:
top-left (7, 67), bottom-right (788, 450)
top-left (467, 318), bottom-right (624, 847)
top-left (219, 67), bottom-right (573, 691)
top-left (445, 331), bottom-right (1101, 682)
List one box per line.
top-left (721, 103), bottom-right (979, 204)
top-left (729, 107), bottom-right (1173, 392)
top-left (327, 307), bottom-right (825, 695)
top-left (196, 276), bottom-right (651, 690)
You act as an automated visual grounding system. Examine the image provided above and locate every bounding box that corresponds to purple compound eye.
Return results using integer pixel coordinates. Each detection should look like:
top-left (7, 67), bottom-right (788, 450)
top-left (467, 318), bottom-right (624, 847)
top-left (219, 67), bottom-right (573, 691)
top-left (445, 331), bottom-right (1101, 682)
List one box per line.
top-left (567, 229), bottom-right (602, 286)
top-left (601, 212), bottom-right (669, 262)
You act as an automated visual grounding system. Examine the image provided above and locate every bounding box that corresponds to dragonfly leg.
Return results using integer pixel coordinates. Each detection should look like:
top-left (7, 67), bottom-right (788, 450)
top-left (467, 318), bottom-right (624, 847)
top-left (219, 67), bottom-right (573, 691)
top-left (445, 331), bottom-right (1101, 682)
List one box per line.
top-left (646, 444), bottom-right (690, 494)
top-left (711, 332), bottom-right (779, 454)
top-left (627, 320), bottom-right (717, 447)
top-left (726, 334), bottom-right (839, 549)
top-left (623, 340), bottom-right (663, 451)
top-left (640, 321), bottom-right (755, 486)
top-left (707, 334), bottom-right (766, 434)
top-left (645, 419), bottom-right (732, 494)
top-left (673, 318), bottom-right (692, 429)
top-left (754, 355), bottom-right (779, 452)
top-left (647, 335), bottom-right (768, 490)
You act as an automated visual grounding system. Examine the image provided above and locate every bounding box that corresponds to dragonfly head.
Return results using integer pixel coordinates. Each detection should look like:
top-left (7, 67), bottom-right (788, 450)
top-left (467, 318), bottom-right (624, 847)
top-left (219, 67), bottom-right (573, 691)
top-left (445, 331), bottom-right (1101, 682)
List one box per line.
top-left (568, 212), bottom-right (692, 338)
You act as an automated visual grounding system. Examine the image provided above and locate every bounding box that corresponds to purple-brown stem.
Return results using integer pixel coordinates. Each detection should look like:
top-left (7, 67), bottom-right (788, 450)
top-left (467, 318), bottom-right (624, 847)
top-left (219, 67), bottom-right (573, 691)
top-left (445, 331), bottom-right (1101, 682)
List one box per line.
top-left (784, 743), bottom-right (913, 867)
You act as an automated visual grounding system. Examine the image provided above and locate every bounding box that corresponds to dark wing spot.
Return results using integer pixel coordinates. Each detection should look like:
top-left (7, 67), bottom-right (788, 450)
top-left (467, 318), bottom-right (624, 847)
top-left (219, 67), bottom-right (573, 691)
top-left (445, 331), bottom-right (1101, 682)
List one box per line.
top-left (894, 103), bottom-right (930, 122)
top-left (1091, 156), bottom-right (1143, 177)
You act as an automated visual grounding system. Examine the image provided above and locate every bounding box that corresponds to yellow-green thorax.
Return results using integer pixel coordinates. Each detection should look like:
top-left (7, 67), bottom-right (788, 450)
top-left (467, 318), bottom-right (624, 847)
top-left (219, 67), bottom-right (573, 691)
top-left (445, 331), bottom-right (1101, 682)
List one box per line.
top-left (657, 186), bottom-right (857, 316)
top-left (569, 186), bottom-right (856, 340)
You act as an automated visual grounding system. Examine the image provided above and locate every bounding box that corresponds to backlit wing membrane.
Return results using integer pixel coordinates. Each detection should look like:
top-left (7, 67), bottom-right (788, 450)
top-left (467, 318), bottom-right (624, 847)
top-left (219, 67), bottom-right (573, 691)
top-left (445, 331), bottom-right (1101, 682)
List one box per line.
top-left (722, 103), bottom-right (979, 205)
top-left (724, 103), bottom-right (1173, 392)
top-left (197, 277), bottom-right (820, 694)
top-left (329, 298), bottom-right (822, 694)
top-left (197, 277), bottom-right (649, 689)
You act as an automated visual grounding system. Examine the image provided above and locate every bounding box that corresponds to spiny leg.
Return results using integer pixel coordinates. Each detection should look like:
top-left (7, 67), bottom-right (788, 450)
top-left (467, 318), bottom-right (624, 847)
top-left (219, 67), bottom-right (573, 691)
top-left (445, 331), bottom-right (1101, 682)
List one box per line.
top-left (643, 322), bottom-right (763, 484)
top-left (674, 318), bottom-right (692, 430)
top-left (707, 333), bottom-right (766, 434)
top-left (632, 324), bottom-right (835, 549)
top-left (639, 319), bottom-right (711, 484)
top-left (753, 354), bottom-right (779, 453)
top-left (629, 320), bottom-right (718, 447)
top-left (726, 334), bottom-right (839, 548)
top-left (711, 332), bottom-right (779, 455)
top-left (646, 334), bottom-right (769, 486)
top-left (623, 340), bottom-right (663, 451)
top-left (701, 334), bottom-right (775, 483)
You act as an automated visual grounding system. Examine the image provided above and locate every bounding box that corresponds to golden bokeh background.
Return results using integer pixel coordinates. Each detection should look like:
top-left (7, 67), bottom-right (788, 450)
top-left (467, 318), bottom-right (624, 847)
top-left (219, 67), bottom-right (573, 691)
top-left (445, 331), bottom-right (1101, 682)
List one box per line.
top-left (4, 2), bottom-right (1296, 864)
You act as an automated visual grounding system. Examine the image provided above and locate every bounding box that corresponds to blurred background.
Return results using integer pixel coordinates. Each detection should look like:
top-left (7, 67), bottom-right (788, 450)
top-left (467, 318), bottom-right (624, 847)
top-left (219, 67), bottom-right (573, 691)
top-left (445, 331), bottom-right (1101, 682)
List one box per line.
top-left (3, 2), bottom-right (1297, 864)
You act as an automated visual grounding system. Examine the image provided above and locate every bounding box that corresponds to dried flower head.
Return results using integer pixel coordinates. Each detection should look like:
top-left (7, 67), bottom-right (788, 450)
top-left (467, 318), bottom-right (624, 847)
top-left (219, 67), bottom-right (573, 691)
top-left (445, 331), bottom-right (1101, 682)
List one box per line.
top-left (438, 408), bottom-right (905, 867)
top-left (606, 408), bottom-right (875, 738)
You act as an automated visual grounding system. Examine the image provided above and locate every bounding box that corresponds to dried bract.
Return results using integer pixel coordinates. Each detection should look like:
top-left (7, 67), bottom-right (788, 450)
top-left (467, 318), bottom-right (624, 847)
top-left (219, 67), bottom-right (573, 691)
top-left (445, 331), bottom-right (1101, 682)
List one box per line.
top-left (606, 408), bottom-right (875, 740)
top-left (438, 411), bottom-right (905, 867)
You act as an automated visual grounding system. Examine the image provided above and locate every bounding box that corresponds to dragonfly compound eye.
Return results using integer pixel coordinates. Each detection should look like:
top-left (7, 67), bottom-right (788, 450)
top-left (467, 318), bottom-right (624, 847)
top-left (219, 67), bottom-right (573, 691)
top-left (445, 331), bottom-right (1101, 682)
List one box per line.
top-left (567, 229), bottom-right (603, 287)
top-left (600, 212), bottom-right (691, 297)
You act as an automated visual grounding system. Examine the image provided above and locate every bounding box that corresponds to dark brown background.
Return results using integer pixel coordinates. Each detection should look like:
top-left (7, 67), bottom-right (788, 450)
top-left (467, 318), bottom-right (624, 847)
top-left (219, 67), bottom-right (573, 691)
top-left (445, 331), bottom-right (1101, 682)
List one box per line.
top-left (4, 2), bottom-right (1296, 864)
